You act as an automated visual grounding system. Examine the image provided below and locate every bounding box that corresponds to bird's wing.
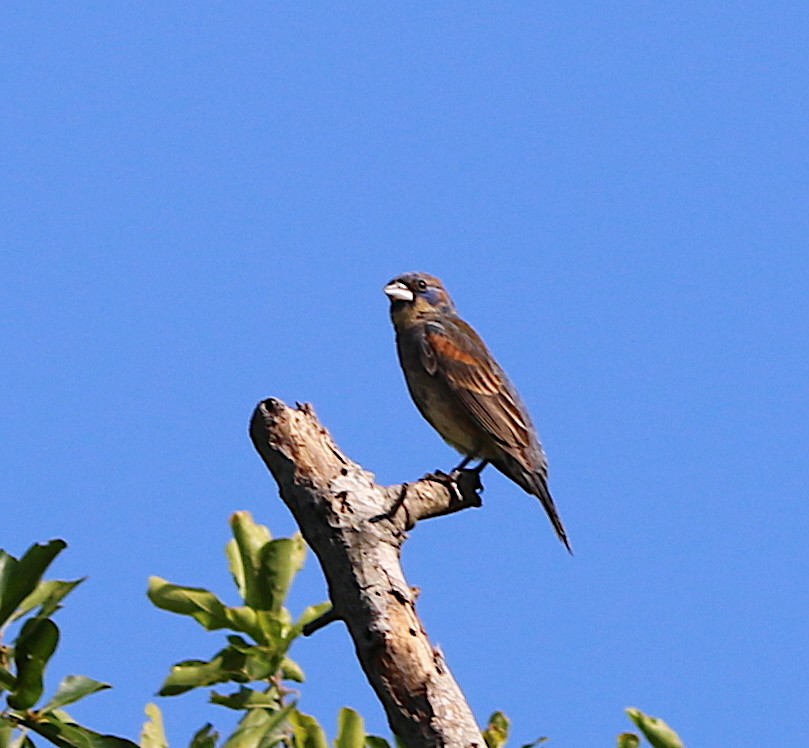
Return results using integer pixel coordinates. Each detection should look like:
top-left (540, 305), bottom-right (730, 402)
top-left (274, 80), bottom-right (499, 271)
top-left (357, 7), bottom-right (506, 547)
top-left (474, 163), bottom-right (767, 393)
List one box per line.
top-left (422, 319), bottom-right (534, 453)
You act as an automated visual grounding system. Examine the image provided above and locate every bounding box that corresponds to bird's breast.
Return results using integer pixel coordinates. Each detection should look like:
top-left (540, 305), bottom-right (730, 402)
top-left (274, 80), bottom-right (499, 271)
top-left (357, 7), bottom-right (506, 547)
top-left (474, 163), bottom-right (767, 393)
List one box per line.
top-left (396, 329), bottom-right (496, 458)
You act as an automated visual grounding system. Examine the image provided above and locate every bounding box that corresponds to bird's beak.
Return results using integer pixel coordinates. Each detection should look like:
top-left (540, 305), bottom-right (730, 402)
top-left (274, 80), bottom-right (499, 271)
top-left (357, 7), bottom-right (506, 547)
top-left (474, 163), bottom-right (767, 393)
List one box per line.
top-left (384, 280), bottom-right (414, 303)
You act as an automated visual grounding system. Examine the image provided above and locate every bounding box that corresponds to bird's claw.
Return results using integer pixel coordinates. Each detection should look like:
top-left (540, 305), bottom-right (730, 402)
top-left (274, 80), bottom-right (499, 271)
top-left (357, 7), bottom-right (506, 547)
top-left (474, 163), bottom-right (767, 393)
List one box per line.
top-left (423, 468), bottom-right (483, 506)
top-left (454, 468), bottom-right (484, 505)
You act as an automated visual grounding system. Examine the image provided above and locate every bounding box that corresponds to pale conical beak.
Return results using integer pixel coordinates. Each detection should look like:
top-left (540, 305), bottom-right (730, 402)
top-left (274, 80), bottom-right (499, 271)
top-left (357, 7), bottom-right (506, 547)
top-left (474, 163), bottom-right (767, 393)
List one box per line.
top-left (384, 280), bottom-right (414, 302)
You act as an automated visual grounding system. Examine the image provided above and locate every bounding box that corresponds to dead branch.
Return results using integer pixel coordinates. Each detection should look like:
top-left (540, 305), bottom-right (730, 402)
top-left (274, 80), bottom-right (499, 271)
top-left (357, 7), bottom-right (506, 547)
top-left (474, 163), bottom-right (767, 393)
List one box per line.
top-left (249, 397), bottom-right (484, 748)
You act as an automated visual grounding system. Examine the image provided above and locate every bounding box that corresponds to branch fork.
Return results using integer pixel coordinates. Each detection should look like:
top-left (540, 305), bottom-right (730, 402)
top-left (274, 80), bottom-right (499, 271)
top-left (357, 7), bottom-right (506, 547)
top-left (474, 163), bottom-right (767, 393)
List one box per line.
top-left (250, 398), bottom-right (484, 748)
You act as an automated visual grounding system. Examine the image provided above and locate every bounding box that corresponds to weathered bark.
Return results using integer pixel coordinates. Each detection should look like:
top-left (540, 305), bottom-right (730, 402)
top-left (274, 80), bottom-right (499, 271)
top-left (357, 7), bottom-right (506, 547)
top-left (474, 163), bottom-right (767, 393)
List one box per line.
top-left (249, 398), bottom-right (484, 748)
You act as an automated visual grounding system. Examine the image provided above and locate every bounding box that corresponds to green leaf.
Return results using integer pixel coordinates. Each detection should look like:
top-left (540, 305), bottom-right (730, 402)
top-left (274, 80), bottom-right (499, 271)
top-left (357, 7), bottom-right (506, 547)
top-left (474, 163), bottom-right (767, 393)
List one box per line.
top-left (0, 555), bottom-right (19, 632)
top-left (255, 610), bottom-right (294, 651)
top-left (41, 675), bottom-right (111, 712)
top-left (225, 608), bottom-right (264, 644)
top-left (482, 712), bottom-right (509, 748)
top-left (241, 650), bottom-right (277, 682)
top-left (0, 719), bottom-right (13, 748)
top-left (258, 537), bottom-right (306, 614)
top-left (189, 724), bottom-right (218, 748)
top-left (147, 579), bottom-right (264, 642)
top-left (140, 703), bottom-right (168, 748)
top-left (19, 712), bottom-right (139, 748)
top-left (364, 738), bottom-right (391, 748)
top-left (222, 704), bottom-right (295, 748)
top-left (10, 579), bottom-right (85, 624)
top-left (226, 540), bottom-right (247, 602)
top-left (335, 708), bottom-right (364, 748)
top-left (288, 711), bottom-right (327, 748)
top-left (617, 734), bottom-right (641, 748)
top-left (8, 617), bottom-right (60, 709)
top-left (0, 541), bottom-right (67, 629)
top-left (229, 512), bottom-right (272, 609)
top-left (147, 578), bottom-right (232, 629)
top-left (626, 709), bottom-right (685, 748)
top-left (158, 655), bottom-right (232, 697)
top-left (225, 634), bottom-right (253, 651)
top-left (210, 686), bottom-right (280, 710)
top-left (159, 642), bottom-right (286, 697)
top-left (0, 664), bottom-right (17, 691)
top-left (279, 657), bottom-right (305, 683)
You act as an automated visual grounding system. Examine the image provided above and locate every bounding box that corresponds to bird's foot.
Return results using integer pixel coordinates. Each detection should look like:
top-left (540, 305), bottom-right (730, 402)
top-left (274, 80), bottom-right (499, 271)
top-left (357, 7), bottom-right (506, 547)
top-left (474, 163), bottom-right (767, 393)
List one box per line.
top-left (423, 468), bottom-right (483, 508)
top-left (422, 469), bottom-right (458, 503)
top-left (371, 469), bottom-right (484, 528)
top-left (454, 468), bottom-right (484, 506)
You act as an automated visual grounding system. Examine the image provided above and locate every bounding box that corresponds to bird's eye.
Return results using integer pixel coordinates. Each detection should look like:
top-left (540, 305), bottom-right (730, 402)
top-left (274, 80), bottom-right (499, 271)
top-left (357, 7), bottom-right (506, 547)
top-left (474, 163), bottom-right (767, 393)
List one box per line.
top-left (417, 279), bottom-right (428, 291)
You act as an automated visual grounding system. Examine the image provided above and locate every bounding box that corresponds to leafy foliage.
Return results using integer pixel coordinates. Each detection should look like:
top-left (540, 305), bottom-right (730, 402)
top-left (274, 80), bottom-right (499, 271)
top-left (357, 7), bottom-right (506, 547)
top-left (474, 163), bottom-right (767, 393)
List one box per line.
top-left (150, 514), bottom-right (315, 692)
top-left (1, 516), bottom-right (688, 748)
top-left (0, 540), bottom-right (138, 748)
top-left (625, 708), bottom-right (685, 748)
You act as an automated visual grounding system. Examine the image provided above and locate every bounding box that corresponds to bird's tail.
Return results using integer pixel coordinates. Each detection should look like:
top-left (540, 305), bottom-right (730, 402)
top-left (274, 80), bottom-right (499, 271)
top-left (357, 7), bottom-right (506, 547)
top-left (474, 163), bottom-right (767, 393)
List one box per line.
top-left (494, 458), bottom-right (573, 554)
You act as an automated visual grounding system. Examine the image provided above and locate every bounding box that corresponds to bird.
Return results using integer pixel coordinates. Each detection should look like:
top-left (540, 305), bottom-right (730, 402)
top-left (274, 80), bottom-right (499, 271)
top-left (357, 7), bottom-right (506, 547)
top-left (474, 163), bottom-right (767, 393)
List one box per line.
top-left (384, 272), bottom-right (571, 553)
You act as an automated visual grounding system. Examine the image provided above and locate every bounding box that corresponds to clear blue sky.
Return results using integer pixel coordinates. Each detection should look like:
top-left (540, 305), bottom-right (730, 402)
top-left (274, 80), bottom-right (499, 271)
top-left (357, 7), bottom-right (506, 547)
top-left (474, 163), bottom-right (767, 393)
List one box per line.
top-left (3, 4), bottom-right (808, 746)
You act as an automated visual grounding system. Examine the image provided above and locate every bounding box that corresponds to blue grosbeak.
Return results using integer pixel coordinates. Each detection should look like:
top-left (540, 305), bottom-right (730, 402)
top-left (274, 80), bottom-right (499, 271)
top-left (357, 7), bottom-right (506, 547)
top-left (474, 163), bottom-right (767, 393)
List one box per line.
top-left (384, 272), bottom-right (571, 553)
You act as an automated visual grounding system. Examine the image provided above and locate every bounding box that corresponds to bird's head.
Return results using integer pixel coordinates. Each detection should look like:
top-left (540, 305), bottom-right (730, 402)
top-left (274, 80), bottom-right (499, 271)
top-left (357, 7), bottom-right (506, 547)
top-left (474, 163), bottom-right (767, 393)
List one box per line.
top-left (384, 273), bottom-right (455, 323)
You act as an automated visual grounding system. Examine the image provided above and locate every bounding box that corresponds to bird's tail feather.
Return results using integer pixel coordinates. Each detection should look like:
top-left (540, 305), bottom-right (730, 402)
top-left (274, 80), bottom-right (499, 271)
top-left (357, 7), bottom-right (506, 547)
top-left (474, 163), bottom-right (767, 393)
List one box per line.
top-left (494, 458), bottom-right (573, 554)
